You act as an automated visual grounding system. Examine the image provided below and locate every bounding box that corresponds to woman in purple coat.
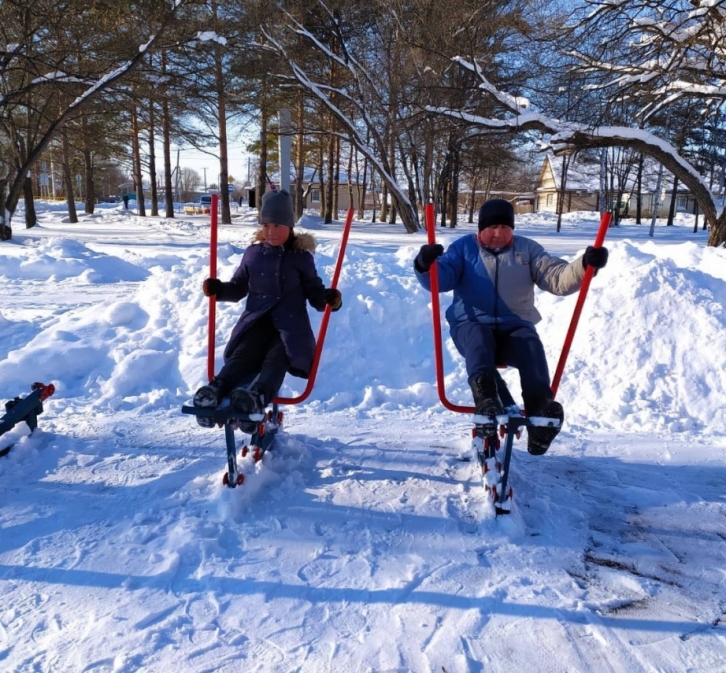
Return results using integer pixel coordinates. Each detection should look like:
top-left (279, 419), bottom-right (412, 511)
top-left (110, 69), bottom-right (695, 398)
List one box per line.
top-left (193, 189), bottom-right (342, 427)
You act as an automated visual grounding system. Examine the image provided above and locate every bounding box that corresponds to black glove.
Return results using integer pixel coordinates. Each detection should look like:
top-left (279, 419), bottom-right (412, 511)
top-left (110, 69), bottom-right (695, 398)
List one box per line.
top-left (583, 246), bottom-right (609, 270)
top-left (324, 288), bottom-right (342, 311)
top-left (203, 277), bottom-right (222, 297)
top-left (414, 244), bottom-right (444, 272)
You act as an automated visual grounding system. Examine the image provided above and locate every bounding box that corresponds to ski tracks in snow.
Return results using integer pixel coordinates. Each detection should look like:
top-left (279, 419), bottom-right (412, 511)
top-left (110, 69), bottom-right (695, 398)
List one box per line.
top-left (2, 407), bottom-right (725, 671)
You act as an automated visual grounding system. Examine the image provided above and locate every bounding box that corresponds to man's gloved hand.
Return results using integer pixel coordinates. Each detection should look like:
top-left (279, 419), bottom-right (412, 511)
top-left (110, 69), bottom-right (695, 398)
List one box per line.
top-left (203, 278), bottom-right (222, 297)
top-left (414, 244), bottom-right (444, 272)
top-left (583, 246), bottom-right (609, 269)
top-left (324, 288), bottom-right (342, 311)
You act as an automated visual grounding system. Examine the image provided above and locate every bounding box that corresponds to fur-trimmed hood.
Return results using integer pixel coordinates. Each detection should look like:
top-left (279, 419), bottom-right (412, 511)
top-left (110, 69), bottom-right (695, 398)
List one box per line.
top-left (253, 229), bottom-right (317, 253)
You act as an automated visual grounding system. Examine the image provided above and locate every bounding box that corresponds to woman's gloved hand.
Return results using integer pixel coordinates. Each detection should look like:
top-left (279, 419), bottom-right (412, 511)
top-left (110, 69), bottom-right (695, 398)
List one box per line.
top-left (324, 288), bottom-right (342, 311)
top-left (203, 278), bottom-right (222, 297)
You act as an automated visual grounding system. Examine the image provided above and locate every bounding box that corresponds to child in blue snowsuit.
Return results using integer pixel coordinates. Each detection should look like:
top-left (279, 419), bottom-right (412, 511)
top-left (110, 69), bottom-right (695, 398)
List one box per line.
top-left (414, 198), bottom-right (608, 454)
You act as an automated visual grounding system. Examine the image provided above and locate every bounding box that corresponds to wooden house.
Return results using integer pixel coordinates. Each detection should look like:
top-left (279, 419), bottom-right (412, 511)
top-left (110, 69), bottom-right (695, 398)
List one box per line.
top-left (534, 153), bottom-right (699, 218)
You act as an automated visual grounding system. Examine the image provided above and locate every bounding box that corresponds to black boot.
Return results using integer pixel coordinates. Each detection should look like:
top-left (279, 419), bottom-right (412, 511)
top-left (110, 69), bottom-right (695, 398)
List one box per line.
top-left (193, 378), bottom-right (224, 408)
top-left (524, 397), bottom-right (564, 455)
top-left (469, 373), bottom-right (504, 422)
top-left (193, 378), bottom-right (226, 428)
top-left (229, 387), bottom-right (266, 434)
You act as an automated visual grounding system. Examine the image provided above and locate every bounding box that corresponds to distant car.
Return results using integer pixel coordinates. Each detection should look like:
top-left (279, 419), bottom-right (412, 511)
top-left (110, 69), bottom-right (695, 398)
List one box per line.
top-left (198, 195), bottom-right (213, 214)
top-left (183, 203), bottom-right (199, 215)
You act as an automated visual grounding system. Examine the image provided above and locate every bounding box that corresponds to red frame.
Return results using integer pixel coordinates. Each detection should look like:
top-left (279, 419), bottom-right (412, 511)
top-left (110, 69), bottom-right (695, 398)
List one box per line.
top-left (207, 194), bottom-right (219, 383)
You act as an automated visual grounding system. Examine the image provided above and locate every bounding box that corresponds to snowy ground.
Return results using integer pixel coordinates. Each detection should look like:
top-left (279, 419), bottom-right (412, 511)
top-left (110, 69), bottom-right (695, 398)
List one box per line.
top-left (1, 202), bottom-right (725, 672)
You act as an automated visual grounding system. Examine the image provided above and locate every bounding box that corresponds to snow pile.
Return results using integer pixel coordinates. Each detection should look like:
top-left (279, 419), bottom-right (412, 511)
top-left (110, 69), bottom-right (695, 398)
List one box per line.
top-left (538, 239), bottom-right (726, 433)
top-left (2, 237), bottom-right (148, 282)
top-left (2, 221), bottom-right (725, 438)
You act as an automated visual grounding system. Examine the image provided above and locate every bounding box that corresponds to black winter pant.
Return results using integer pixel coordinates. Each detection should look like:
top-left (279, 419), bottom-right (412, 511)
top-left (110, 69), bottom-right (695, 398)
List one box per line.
top-left (215, 314), bottom-right (290, 405)
top-left (452, 322), bottom-right (553, 406)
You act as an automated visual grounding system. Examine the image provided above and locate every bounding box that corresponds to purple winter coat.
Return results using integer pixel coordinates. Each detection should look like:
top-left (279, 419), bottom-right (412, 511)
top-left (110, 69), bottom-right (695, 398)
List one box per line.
top-left (215, 231), bottom-right (327, 378)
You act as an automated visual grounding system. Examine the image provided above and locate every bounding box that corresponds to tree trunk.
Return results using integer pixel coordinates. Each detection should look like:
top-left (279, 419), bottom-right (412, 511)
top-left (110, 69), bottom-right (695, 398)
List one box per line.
top-left (61, 130), bottom-right (78, 223)
top-left (556, 155), bottom-right (570, 232)
top-left (347, 144), bottom-right (353, 214)
top-left (449, 136), bottom-right (462, 228)
top-left (423, 131), bottom-right (433, 205)
top-left (599, 148), bottom-right (608, 215)
top-left (317, 140), bottom-right (325, 218)
top-left (81, 115), bottom-right (95, 215)
top-left (446, 176), bottom-right (456, 228)
top-left (24, 174), bottom-right (37, 229)
top-left (649, 163), bottom-right (665, 237)
top-left (635, 154), bottom-right (643, 224)
top-left (398, 136), bottom-right (419, 226)
top-left (387, 130), bottom-right (397, 224)
top-left (0, 177), bottom-right (10, 240)
top-left (447, 144), bottom-right (460, 229)
top-left (390, 193), bottom-right (419, 231)
top-left (148, 100), bottom-right (159, 217)
top-left (468, 174), bottom-right (478, 223)
top-left (693, 201), bottom-right (699, 234)
top-left (131, 100), bottom-right (146, 217)
top-left (358, 151), bottom-right (368, 220)
top-left (370, 171), bottom-right (377, 222)
top-left (378, 124), bottom-right (389, 223)
top-left (667, 176), bottom-right (679, 225)
top-left (708, 210), bottom-right (726, 246)
top-left (438, 150), bottom-right (451, 227)
top-left (324, 129), bottom-right (334, 224)
top-left (161, 53), bottom-right (175, 218)
top-left (411, 149), bottom-right (423, 213)
top-left (440, 175), bottom-right (448, 228)
top-left (388, 203), bottom-right (397, 224)
top-left (82, 148), bottom-right (95, 215)
top-left (332, 135), bottom-right (340, 219)
top-left (379, 182), bottom-right (388, 223)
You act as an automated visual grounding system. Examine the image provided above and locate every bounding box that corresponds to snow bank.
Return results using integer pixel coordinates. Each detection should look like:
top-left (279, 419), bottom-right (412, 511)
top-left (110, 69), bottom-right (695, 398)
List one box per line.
top-left (2, 222), bottom-right (725, 436)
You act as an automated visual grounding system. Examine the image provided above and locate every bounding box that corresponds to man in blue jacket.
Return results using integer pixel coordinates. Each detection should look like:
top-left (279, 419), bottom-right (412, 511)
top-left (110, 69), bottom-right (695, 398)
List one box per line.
top-left (414, 198), bottom-right (608, 454)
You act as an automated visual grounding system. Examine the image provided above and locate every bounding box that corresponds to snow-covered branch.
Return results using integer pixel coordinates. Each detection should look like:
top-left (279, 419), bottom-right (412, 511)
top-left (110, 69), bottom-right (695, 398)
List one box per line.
top-left (572, 0), bottom-right (726, 120)
top-left (430, 56), bottom-right (719, 227)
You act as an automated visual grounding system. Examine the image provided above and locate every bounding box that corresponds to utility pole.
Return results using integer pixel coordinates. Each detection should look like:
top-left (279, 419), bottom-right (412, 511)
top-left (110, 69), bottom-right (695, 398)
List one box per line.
top-left (203, 167), bottom-right (207, 191)
top-left (278, 109), bottom-right (291, 192)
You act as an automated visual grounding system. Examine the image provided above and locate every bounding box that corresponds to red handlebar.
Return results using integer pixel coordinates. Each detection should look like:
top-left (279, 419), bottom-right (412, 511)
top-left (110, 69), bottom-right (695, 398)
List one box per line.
top-left (550, 210), bottom-right (612, 397)
top-left (275, 207), bottom-right (354, 404)
top-left (207, 194), bottom-right (219, 383)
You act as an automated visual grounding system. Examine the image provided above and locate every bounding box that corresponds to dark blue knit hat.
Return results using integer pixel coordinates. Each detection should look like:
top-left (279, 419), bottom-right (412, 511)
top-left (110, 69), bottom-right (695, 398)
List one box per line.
top-left (260, 189), bottom-right (295, 227)
top-left (478, 198), bottom-right (515, 230)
